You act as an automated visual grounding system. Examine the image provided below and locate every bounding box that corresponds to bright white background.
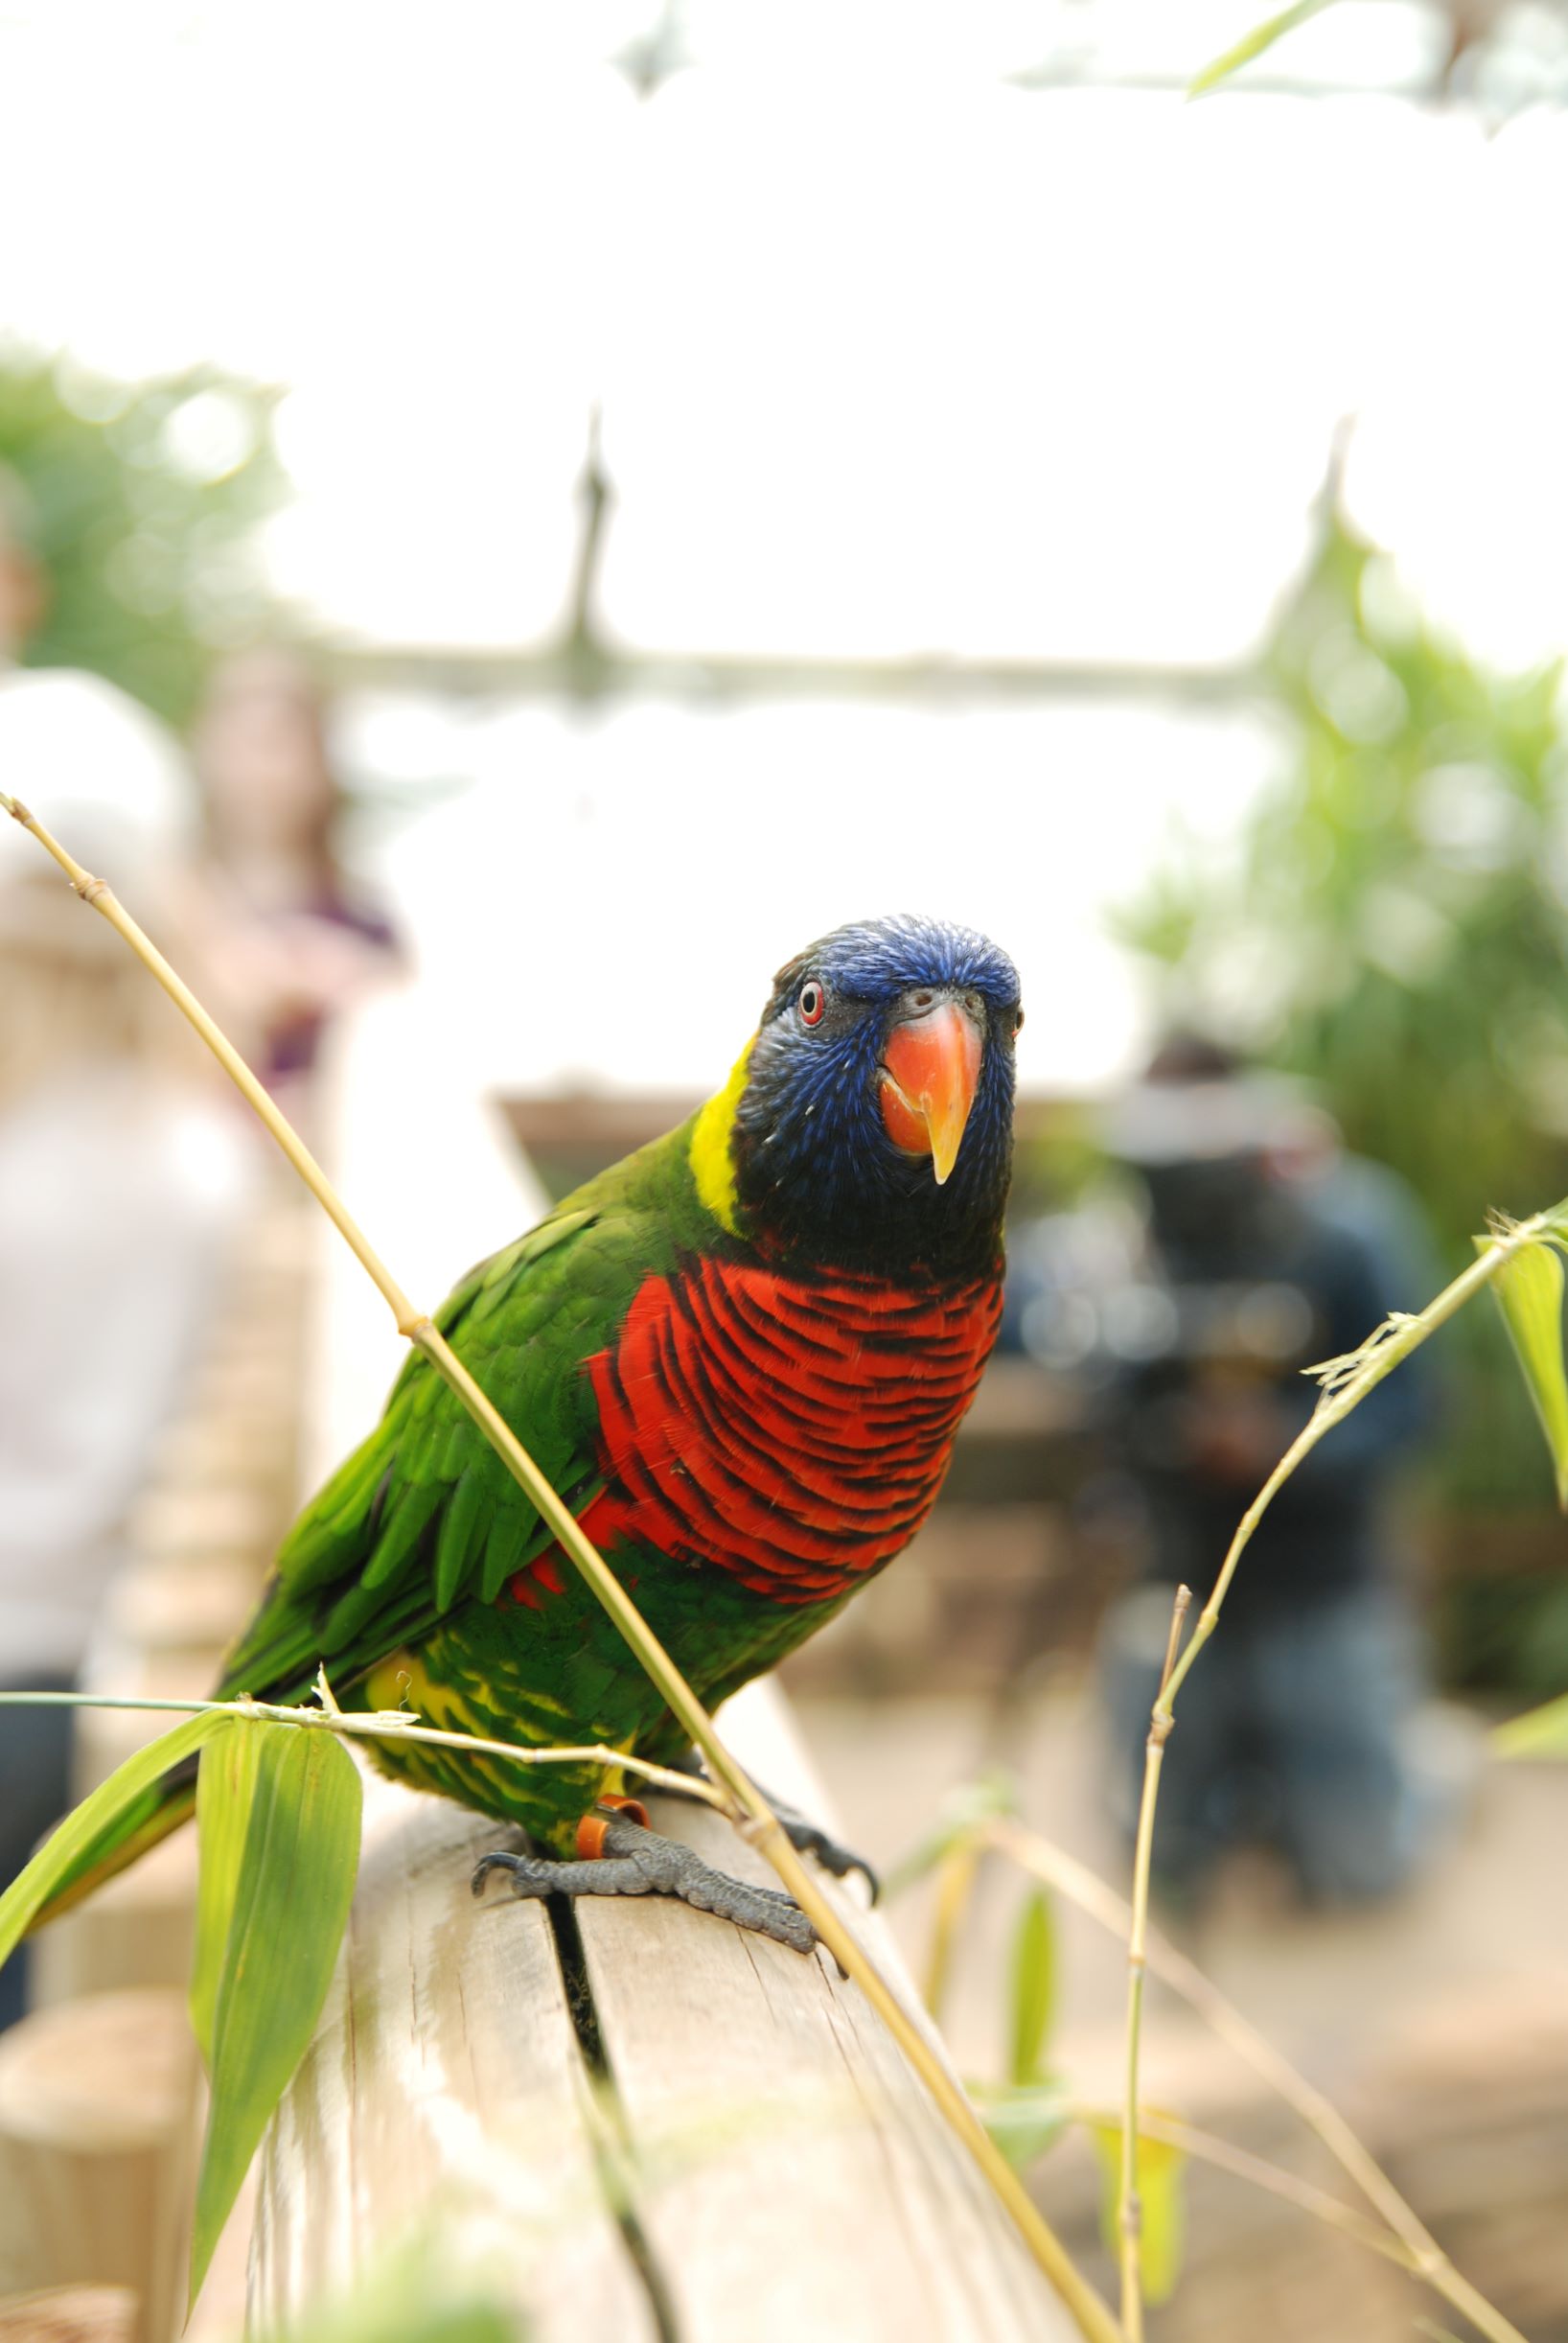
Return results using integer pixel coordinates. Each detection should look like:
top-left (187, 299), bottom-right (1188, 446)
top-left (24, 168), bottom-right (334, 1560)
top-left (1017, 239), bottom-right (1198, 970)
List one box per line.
top-left (4, 0), bottom-right (1565, 1091)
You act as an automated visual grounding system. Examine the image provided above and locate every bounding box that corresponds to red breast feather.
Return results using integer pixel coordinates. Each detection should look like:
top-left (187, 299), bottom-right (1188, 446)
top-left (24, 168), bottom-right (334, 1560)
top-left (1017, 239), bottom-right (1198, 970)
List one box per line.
top-left (582, 1256), bottom-right (1001, 1603)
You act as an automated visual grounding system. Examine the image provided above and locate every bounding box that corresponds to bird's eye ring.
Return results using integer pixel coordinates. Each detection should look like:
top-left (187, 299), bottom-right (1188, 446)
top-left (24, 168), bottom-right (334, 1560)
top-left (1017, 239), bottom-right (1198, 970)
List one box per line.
top-left (1014, 1008), bottom-right (1026, 1035)
top-left (799, 981), bottom-right (825, 1026)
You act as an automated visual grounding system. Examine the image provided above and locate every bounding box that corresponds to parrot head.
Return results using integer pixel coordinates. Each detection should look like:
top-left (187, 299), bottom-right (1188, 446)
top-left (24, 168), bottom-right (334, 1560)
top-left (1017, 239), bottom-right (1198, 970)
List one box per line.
top-left (694, 915), bottom-right (1022, 1273)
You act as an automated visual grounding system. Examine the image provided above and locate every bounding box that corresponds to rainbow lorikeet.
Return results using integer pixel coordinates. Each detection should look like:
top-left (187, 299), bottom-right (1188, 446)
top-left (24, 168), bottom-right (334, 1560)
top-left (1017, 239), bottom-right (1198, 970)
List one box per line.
top-left (43, 916), bottom-right (1021, 1953)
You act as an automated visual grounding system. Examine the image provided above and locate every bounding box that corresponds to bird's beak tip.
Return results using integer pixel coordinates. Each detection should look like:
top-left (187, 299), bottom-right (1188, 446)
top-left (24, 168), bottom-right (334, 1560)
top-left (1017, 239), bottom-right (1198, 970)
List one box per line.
top-left (880, 999), bottom-right (982, 1186)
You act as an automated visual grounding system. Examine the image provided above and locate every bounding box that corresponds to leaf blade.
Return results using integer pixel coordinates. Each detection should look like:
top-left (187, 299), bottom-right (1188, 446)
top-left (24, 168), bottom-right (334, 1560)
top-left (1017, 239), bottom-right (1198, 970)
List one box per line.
top-left (881, 1770), bottom-right (1015, 1902)
top-left (1007, 1887), bottom-right (1058, 2088)
top-left (1189, 0), bottom-right (1334, 96)
top-left (923, 1843), bottom-right (980, 2022)
top-left (1493, 1691), bottom-right (1568, 1760)
top-left (974, 2081), bottom-right (1072, 2172)
top-left (0, 1709), bottom-right (226, 1975)
top-left (191, 1717), bottom-right (265, 2068)
top-left (1090, 2118), bottom-right (1188, 2308)
top-left (190, 1728), bottom-right (362, 2305)
top-left (1483, 1237), bottom-right (1568, 1507)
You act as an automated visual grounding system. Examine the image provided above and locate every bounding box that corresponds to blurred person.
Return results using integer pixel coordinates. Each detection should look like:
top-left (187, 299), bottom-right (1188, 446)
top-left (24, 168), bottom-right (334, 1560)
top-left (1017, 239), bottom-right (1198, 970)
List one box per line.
top-left (0, 465), bottom-right (190, 922)
top-left (1096, 1035), bottom-right (1454, 1911)
top-left (184, 647), bottom-right (401, 1103)
top-left (0, 504), bottom-right (255, 2025)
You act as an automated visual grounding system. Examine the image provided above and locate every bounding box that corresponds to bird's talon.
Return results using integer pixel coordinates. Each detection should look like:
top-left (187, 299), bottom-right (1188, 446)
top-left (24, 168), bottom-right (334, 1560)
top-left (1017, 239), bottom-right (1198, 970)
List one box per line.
top-left (470, 1823), bottom-right (819, 1955)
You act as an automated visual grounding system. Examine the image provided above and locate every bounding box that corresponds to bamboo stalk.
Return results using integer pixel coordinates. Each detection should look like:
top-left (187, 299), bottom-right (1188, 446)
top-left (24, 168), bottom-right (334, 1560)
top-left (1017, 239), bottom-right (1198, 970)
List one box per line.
top-left (989, 1820), bottom-right (1530, 2343)
top-left (0, 1689), bottom-right (729, 1807)
top-left (1, 794), bottom-right (1119, 2343)
top-left (1118, 1586), bottom-right (1189, 2340)
top-left (1158, 1221), bottom-right (1558, 1724)
top-left (1095, 1183), bottom-right (1559, 2343)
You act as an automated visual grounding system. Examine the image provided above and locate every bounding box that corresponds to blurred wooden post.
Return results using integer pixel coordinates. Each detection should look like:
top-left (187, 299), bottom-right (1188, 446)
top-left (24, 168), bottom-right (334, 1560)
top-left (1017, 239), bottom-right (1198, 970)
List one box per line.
top-left (0, 2289), bottom-right (137, 2343)
top-left (0, 1991), bottom-right (196, 2343)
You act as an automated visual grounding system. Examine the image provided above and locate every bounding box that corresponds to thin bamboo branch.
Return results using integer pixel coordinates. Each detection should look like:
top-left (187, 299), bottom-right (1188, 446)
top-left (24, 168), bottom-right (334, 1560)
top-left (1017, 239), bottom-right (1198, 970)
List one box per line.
top-left (1095, 1203), bottom-right (1559, 2343)
top-left (1158, 1216), bottom-right (1559, 1723)
top-left (0, 1690), bottom-right (728, 1807)
top-left (1118, 1586), bottom-right (1189, 2340)
top-left (1, 793), bottom-right (1119, 2343)
top-left (1073, 2105), bottom-right (1419, 2272)
top-left (989, 1820), bottom-right (1530, 2343)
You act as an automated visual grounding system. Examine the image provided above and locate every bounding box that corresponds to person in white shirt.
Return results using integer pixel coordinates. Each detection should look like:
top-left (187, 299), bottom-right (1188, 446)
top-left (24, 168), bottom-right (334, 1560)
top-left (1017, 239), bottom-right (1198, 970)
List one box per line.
top-left (0, 471), bottom-right (253, 2024)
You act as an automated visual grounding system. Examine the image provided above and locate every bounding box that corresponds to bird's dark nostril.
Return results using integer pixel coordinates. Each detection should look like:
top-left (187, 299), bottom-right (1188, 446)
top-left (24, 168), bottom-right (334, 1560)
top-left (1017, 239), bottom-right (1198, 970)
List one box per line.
top-left (910, 989), bottom-right (934, 1010)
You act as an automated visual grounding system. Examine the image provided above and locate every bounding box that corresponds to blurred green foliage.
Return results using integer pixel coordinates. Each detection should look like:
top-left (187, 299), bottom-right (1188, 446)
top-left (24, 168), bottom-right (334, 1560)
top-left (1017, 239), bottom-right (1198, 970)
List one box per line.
top-left (1189, 0), bottom-right (1335, 96)
top-left (255, 2237), bottom-right (525, 2343)
top-left (0, 350), bottom-right (284, 726)
top-left (1122, 484), bottom-right (1568, 1552)
top-left (1088, 2120), bottom-right (1187, 2308)
top-left (1487, 1238), bottom-right (1568, 1508)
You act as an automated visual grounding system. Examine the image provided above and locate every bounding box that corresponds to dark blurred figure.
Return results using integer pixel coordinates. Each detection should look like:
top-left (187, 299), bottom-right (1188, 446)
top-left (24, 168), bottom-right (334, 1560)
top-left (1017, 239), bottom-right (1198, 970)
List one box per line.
top-left (0, 486), bottom-right (253, 2025)
top-left (1097, 1036), bottom-right (1458, 1909)
top-left (184, 648), bottom-right (401, 1103)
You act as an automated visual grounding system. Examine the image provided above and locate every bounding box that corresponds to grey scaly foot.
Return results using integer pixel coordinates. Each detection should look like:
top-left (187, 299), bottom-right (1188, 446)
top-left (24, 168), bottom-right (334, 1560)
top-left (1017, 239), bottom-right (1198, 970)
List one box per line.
top-left (472, 1816), bottom-right (818, 1956)
top-left (663, 1750), bottom-right (879, 1902)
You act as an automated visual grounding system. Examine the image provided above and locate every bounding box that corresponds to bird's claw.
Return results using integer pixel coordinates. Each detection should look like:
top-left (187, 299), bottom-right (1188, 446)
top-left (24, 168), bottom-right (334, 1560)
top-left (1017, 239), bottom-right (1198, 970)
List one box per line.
top-left (472, 1821), bottom-right (819, 1957)
top-left (664, 1750), bottom-right (878, 1903)
top-left (775, 1811), bottom-right (879, 1904)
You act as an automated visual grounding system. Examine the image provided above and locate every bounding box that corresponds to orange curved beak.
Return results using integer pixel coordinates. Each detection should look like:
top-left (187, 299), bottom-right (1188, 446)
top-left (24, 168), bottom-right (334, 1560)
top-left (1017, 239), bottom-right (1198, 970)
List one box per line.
top-left (879, 1000), bottom-right (983, 1186)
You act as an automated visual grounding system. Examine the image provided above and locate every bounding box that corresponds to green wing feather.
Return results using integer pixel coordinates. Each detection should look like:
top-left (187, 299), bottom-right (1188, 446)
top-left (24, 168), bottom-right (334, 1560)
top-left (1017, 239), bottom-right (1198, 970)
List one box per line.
top-left (23, 1122), bottom-right (713, 1937)
top-left (215, 1191), bottom-right (657, 1706)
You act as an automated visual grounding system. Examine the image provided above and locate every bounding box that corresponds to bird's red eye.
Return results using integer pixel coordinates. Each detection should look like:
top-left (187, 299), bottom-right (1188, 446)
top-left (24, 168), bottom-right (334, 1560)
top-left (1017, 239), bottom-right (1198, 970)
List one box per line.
top-left (799, 981), bottom-right (825, 1026)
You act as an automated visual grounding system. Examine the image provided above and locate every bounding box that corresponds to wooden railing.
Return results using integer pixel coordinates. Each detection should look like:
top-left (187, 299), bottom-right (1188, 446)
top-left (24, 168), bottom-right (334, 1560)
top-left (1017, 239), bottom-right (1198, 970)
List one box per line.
top-left (0, 996), bottom-right (1080, 2341)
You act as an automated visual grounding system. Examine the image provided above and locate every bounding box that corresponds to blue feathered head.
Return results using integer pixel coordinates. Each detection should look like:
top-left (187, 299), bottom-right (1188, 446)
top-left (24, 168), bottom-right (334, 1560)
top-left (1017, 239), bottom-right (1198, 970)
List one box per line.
top-left (703, 915), bottom-right (1021, 1275)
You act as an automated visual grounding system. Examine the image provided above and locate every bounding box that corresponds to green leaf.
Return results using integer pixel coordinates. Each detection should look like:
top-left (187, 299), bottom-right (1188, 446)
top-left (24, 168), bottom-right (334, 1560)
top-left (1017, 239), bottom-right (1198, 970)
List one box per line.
top-left (1493, 1690), bottom-right (1568, 1760)
top-left (191, 1718), bottom-right (265, 2068)
top-left (973, 2081), bottom-right (1071, 2172)
top-left (1089, 2119), bottom-right (1188, 2308)
top-left (1482, 1237), bottom-right (1568, 1507)
top-left (0, 1709), bottom-right (227, 1975)
top-left (250, 2234), bottom-right (524, 2343)
top-left (1007, 1888), bottom-right (1058, 2087)
top-left (190, 1728), bottom-right (362, 2306)
top-left (923, 1843), bottom-right (979, 2022)
top-left (1189, 0), bottom-right (1334, 96)
top-left (881, 1771), bottom-right (1016, 1901)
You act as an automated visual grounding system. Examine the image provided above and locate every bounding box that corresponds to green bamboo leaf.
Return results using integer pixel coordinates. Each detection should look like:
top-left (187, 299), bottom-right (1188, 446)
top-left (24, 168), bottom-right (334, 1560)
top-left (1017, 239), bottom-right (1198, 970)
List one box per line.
top-left (882, 1770), bottom-right (1016, 1901)
top-left (1189, 0), bottom-right (1334, 95)
top-left (191, 1717), bottom-right (265, 2068)
top-left (1089, 2119), bottom-right (1188, 2308)
top-left (1493, 1690), bottom-right (1568, 1760)
top-left (190, 1728), bottom-right (362, 2306)
top-left (923, 1843), bottom-right (980, 2022)
top-left (0, 1709), bottom-right (227, 1976)
top-left (973, 2081), bottom-right (1071, 2172)
top-left (1007, 1887), bottom-right (1058, 2087)
top-left (1482, 1237), bottom-right (1568, 1507)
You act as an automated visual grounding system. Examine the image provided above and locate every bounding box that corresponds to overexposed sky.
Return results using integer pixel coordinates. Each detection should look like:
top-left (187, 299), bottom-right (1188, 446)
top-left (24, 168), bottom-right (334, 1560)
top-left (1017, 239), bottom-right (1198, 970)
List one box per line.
top-left (4, 3), bottom-right (1568, 667)
top-left (5, 2), bottom-right (1567, 1090)
top-left (345, 693), bottom-right (1277, 1098)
